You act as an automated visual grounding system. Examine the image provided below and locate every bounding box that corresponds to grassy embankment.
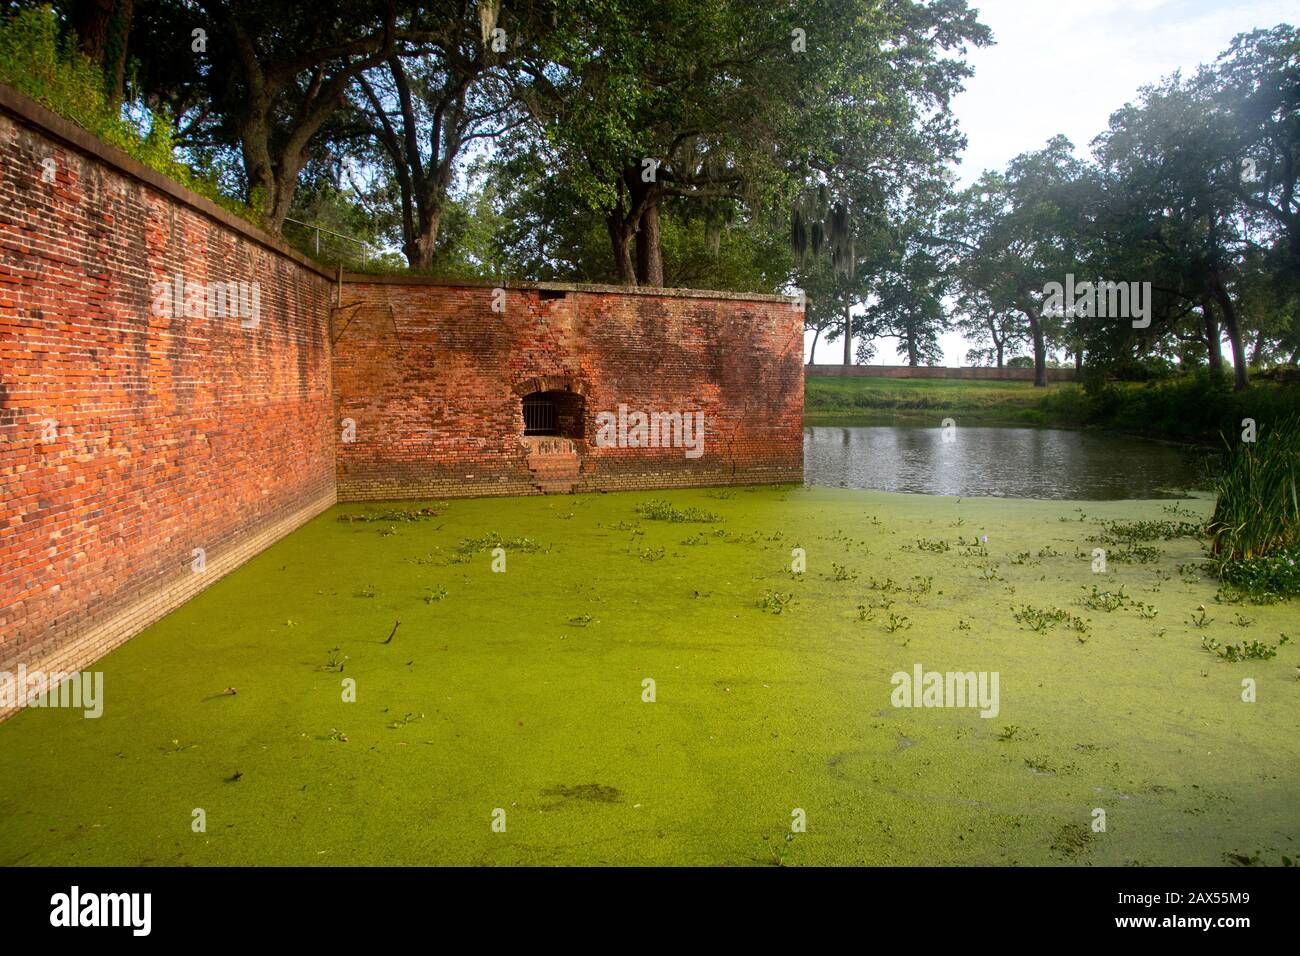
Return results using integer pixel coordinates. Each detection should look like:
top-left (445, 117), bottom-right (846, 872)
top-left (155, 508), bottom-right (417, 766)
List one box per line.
top-left (806, 373), bottom-right (1300, 443)
top-left (0, 487), bottom-right (1294, 866)
top-left (805, 377), bottom-right (1065, 428)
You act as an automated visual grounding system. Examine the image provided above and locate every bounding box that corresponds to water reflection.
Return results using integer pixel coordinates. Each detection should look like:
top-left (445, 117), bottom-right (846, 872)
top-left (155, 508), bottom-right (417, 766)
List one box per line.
top-left (803, 426), bottom-right (1205, 500)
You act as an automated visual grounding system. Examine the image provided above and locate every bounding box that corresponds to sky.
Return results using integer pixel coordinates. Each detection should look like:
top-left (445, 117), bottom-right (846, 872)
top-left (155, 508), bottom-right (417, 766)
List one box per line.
top-left (809, 0), bottom-right (1300, 366)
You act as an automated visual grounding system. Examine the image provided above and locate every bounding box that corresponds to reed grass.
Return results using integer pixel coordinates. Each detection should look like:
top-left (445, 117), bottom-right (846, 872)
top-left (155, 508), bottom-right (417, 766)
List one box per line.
top-left (1208, 415), bottom-right (1300, 564)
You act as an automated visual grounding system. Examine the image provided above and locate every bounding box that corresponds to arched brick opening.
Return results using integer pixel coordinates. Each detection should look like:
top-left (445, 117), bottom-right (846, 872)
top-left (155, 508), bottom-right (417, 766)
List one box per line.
top-left (521, 389), bottom-right (585, 440)
top-left (511, 374), bottom-right (587, 398)
top-left (514, 376), bottom-right (587, 493)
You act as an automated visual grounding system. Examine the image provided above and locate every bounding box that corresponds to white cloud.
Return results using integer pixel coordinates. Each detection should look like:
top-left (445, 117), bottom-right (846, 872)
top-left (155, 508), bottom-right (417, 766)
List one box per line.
top-left (809, 0), bottom-right (1296, 365)
top-left (953, 0), bottom-right (1296, 184)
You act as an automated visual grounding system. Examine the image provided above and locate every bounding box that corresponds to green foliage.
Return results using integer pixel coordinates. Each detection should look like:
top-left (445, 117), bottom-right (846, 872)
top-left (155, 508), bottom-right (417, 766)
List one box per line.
top-left (454, 533), bottom-right (543, 555)
top-left (943, 136), bottom-right (1089, 382)
top-left (0, 7), bottom-right (255, 223)
top-left (283, 186), bottom-right (400, 271)
top-left (884, 612), bottom-right (911, 633)
top-left (635, 500), bottom-right (721, 523)
top-left (1090, 518), bottom-right (1206, 544)
top-left (337, 506), bottom-right (446, 523)
top-left (757, 591), bottom-right (794, 614)
top-left (1089, 517), bottom-right (1203, 564)
top-left (320, 648), bottom-right (349, 672)
top-left (658, 206), bottom-right (793, 293)
top-left (827, 562), bottom-right (857, 582)
top-left (1200, 634), bottom-right (1289, 662)
top-left (1214, 545), bottom-right (1300, 599)
top-left (1209, 416), bottom-right (1300, 571)
top-left (495, 0), bottom-right (989, 286)
top-left (863, 221), bottom-right (951, 366)
top-left (1037, 376), bottom-right (1300, 441)
top-left (804, 376), bottom-right (1070, 426)
top-left (1013, 605), bottom-right (1091, 634)
top-left (1079, 585), bottom-right (1131, 613)
top-left (487, 149), bottom-right (794, 290)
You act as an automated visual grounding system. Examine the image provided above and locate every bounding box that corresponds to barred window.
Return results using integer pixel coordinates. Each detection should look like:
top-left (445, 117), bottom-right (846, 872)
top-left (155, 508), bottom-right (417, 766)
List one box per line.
top-left (522, 393), bottom-right (559, 435)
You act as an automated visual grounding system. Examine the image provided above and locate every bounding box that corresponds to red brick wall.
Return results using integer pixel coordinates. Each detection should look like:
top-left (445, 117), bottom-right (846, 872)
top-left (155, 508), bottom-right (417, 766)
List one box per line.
top-left (0, 81), bottom-right (803, 699)
top-left (333, 278), bottom-right (804, 500)
top-left (0, 89), bottom-right (336, 682)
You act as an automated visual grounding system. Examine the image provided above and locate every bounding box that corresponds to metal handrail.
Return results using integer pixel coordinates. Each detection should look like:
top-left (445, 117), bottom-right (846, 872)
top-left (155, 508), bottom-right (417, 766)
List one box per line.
top-left (283, 217), bottom-right (373, 265)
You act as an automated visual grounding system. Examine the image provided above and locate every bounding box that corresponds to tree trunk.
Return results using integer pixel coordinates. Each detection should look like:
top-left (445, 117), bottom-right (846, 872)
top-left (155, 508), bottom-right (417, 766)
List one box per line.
top-left (1028, 313), bottom-right (1047, 387)
top-left (635, 202), bottom-right (664, 287)
top-left (1250, 328), bottom-right (1267, 366)
top-left (234, 46), bottom-right (394, 236)
top-left (265, 164), bottom-right (303, 234)
top-left (409, 201), bottom-right (443, 270)
top-left (1019, 300), bottom-right (1048, 387)
top-left (1200, 296), bottom-right (1223, 377)
top-left (842, 305), bottom-right (852, 366)
top-left (70, 0), bottom-right (133, 103)
top-left (605, 168), bottom-right (659, 286)
top-left (240, 113), bottom-right (308, 235)
top-left (808, 327), bottom-right (820, 365)
top-left (607, 212), bottom-right (636, 285)
top-left (1212, 282), bottom-right (1249, 390)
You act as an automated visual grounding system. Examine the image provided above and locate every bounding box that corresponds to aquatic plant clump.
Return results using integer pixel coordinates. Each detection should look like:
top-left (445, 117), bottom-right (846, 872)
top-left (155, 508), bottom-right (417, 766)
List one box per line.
top-left (1209, 416), bottom-right (1300, 560)
top-left (634, 500), bottom-right (722, 523)
top-left (1212, 545), bottom-right (1300, 601)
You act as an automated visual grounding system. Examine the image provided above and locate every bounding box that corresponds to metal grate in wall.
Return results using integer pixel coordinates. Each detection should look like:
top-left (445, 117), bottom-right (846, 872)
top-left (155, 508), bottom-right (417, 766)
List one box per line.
top-left (523, 396), bottom-right (559, 435)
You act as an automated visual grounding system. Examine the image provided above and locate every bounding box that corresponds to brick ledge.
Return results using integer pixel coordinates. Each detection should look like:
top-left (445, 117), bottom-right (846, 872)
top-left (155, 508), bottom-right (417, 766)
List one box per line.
top-left (0, 487), bottom-right (337, 722)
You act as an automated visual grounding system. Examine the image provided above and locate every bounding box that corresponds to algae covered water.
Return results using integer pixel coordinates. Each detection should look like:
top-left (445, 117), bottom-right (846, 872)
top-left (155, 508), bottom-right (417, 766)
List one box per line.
top-left (804, 426), bottom-right (1208, 499)
top-left (0, 486), bottom-right (1294, 866)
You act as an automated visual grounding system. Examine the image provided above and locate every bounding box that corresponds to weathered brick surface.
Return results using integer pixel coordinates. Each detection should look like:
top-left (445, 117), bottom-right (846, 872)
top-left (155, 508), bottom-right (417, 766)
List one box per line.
top-left (332, 280), bottom-right (805, 500)
top-left (0, 98), bottom-right (336, 686)
top-left (0, 81), bottom-right (803, 712)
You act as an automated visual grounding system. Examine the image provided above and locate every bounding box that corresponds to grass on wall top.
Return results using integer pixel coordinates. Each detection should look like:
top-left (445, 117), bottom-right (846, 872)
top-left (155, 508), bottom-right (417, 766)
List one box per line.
top-left (0, 6), bottom-right (260, 227)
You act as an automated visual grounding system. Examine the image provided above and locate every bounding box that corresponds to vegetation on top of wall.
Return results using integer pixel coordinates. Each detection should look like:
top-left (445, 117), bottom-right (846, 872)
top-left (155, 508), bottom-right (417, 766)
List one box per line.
top-left (0, 6), bottom-right (258, 227)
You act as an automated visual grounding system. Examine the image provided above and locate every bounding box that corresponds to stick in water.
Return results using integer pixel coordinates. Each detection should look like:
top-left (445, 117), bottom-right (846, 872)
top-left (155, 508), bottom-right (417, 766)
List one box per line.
top-left (384, 620), bottom-right (401, 645)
